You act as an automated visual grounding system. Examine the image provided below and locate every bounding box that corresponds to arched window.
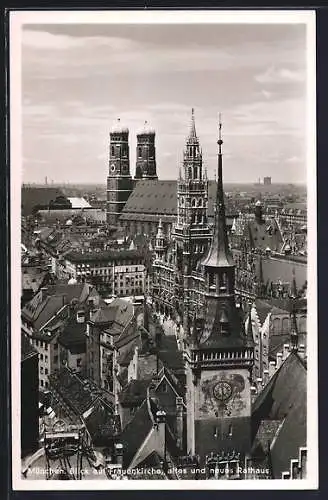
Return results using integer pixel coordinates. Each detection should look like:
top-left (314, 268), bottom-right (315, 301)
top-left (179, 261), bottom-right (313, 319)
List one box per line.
top-left (192, 198), bottom-right (197, 207)
top-left (138, 146), bottom-right (142, 158)
top-left (111, 145), bottom-right (115, 157)
top-left (198, 199), bottom-right (203, 207)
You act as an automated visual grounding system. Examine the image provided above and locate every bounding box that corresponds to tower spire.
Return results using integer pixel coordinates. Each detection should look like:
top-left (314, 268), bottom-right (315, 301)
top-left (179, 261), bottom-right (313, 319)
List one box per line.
top-left (187, 107), bottom-right (198, 142)
top-left (201, 114), bottom-right (234, 268)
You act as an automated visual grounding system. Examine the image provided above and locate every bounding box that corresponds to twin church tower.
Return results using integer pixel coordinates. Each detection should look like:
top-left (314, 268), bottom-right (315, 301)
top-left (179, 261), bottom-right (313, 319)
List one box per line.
top-left (106, 119), bottom-right (158, 226)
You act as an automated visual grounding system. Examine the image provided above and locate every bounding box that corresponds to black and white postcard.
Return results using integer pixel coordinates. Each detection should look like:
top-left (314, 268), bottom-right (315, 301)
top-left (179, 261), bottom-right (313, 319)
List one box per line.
top-left (9, 9), bottom-right (317, 490)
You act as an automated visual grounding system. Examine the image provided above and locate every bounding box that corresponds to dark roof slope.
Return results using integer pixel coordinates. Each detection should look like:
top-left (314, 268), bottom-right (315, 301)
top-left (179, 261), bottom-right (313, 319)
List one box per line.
top-left (22, 187), bottom-right (65, 215)
top-left (252, 352), bottom-right (306, 478)
top-left (120, 399), bottom-right (154, 467)
top-left (21, 333), bottom-right (38, 361)
top-left (121, 180), bottom-right (232, 219)
top-left (84, 399), bottom-right (120, 447)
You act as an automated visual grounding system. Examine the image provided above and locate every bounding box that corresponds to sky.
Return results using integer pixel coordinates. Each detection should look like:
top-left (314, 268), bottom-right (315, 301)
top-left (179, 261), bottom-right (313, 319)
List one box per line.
top-left (21, 21), bottom-right (308, 184)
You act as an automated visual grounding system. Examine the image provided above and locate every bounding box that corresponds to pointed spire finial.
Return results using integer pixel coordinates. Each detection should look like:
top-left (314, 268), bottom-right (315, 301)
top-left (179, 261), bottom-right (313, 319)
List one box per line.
top-left (188, 107), bottom-right (197, 141)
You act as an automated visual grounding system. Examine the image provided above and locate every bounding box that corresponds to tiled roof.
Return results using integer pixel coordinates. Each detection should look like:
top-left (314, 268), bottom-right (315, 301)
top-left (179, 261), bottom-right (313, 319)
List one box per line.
top-left (65, 248), bottom-right (143, 263)
top-left (21, 333), bottom-right (37, 361)
top-left (119, 379), bottom-right (150, 406)
top-left (246, 218), bottom-right (283, 252)
top-left (260, 257), bottom-right (307, 290)
top-left (84, 399), bottom-right (121, 447)
top-left (58, 316), bottom-right (86, 352)
top-left (22, 283), bottom-right (90, 332)
top-left (129, 451), bottom-right (166, 479)
top-left (157, 336), bottom-right (184, 373)
top-left (49, 367), bottom-right (115, 417)
top-left (22, 295), bottom-right (68, 332)
top-left (252, 352), bottom-right (306, 479)
top-left (120, 399), bottom-right (154, 467)
top-left (199, 298), bottom-right (252, 350)
top-left (22, 187), bottom-right (65, 215)
top-left (22, 266), bottom-right (48, 292)
top-left (121, 180), bottom-right (233, 219)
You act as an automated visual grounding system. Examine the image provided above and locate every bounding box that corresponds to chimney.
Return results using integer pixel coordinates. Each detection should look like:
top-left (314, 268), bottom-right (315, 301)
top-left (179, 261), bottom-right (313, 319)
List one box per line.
top-left (269, 360), bottom-right (276, 378)
top-left (298, 344), bottom-right (306, 359)
top-left (263, 369), bottom-right (269, 386)
top-left (176, 397), bottom-right (184, 449)
top-left (283, 343), bottom-right (290, 361)
top-left (114, 442), bottom-right (123, 466)
top-left (276, 352), bottom-right (283, 368)
top-left (155, 410), bottom-right (166, 463)
top-left (76, 310), bottom-right (85, 324)
top-left (251, 386), bottom-right (257, 402)
top-left (256, 377), bottom-right (263, 392)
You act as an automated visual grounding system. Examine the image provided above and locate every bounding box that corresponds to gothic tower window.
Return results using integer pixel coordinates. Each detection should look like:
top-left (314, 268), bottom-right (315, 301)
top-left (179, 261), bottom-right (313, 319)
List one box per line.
top-left (111, 145), bottom-right (115, 157)
top-left (138, 146), bottom-right (142, 158)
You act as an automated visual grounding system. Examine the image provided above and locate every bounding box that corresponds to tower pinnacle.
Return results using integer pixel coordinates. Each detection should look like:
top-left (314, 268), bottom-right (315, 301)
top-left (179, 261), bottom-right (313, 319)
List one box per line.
top-left (201, 115), bottom-right (234, 268)
top-left (187, 107), bottom-right (198, 143)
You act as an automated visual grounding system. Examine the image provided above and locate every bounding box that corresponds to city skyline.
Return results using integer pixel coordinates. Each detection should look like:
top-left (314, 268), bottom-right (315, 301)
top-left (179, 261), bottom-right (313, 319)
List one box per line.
top-left (22, 22), bottom-right (307, 184)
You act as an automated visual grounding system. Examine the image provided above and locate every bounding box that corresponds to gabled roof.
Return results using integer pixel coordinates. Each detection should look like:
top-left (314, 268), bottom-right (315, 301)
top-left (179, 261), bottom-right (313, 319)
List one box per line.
top-left (157, 335), bottom-right (184, 373)
top-left (58, 315), bottom-right (86, 352)
top-left (22, 283), bottom-right (90, 332)
top-left (129, 451), bottom-right (166, 479)
top-left (49, 367), bottom-right (115, 418)
top-left (21, 333), bottom-right (38, 361)
top-left (83, 399), bottom-right (121, 447)
top-left (252, 352), bottom-right (307, 479)
top-left (246, 218), bottom-right (283, 253)
top-left (119, 379), bottom-right (150, 406)
top-left (120, 398), bottom-right (154, 467)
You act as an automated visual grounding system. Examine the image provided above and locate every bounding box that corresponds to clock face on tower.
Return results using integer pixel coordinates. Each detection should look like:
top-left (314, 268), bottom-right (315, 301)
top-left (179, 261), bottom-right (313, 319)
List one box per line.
top-left (110, 164), bottom-right (116, 173)
top-left (213, 381), bottom-right (233, 402)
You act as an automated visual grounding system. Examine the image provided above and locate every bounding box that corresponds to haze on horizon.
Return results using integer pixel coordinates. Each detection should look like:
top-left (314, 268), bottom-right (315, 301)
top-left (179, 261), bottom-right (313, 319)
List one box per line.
top-left (21, 21), bottom-right (308, 184)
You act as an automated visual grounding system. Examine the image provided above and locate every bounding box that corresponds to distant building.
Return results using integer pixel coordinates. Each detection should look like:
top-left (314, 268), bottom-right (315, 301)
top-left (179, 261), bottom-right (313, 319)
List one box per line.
top-left (263, 177), bottom-right (272, 186)
top-left (64, 248), bottom-right (146, 297)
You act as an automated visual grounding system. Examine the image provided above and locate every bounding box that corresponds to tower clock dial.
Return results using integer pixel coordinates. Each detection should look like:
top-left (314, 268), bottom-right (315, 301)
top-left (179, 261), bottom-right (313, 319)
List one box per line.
top-left (213, 381), bottom-right (233, 402)
top-left (110, 164), bottom-right (116, 173)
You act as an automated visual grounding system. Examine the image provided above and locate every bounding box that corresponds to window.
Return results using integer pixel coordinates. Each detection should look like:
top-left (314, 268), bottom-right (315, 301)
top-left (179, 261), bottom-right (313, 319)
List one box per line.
top-left (45, 368), bottom-right (48, 375)
top-left (40, 367), bottom-right (44, 374)
top-left (45, 343), bottom-right (48, 351)
top-left (45, 355), bottom-right (48, 363)
top-left (45, 381), bottom-right (49, 389)
top-left (40, 354), bottom-right (43, 361)
top-left (40, 380), bottom-right (44, 387)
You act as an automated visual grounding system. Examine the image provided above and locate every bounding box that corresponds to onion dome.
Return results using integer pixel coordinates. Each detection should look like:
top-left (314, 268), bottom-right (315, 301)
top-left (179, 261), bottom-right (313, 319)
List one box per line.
top-left (110, 118), bottom-right (129, 134)
top-left (137, 120), bottom-right (155, 135)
